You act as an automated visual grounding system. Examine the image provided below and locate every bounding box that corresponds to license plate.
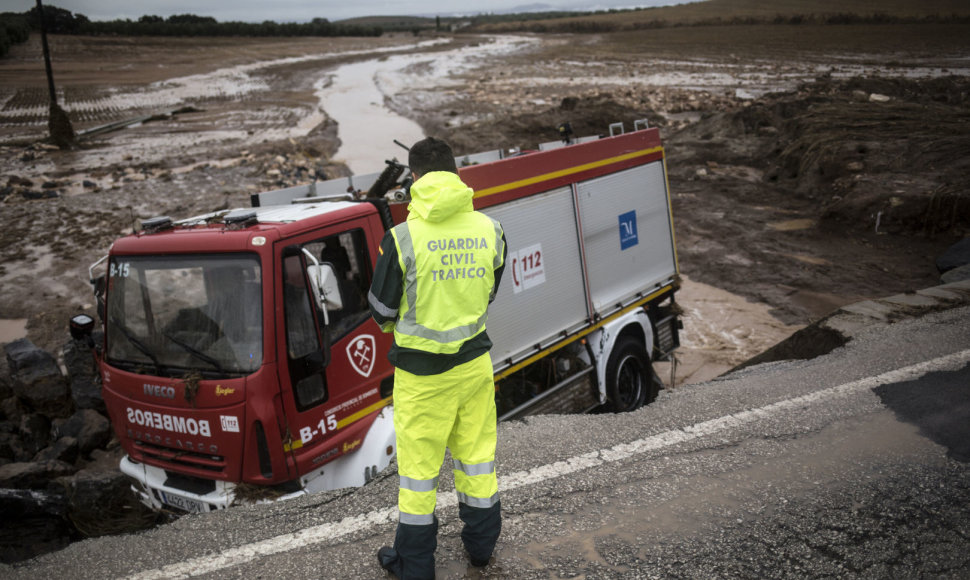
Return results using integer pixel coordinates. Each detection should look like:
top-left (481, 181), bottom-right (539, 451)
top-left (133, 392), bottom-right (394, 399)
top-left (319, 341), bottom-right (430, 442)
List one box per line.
top-left (160, 491), bottom-right (206, 513)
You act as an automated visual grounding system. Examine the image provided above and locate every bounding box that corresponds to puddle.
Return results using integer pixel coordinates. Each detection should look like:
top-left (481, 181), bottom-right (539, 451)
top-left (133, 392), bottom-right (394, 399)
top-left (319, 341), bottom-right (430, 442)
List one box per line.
top-left (767, 218), bottom-right (816, 231)
top-left (0, 318), bottom-right (28, 344)
top-left (780, 252), bottom-right (831, 266)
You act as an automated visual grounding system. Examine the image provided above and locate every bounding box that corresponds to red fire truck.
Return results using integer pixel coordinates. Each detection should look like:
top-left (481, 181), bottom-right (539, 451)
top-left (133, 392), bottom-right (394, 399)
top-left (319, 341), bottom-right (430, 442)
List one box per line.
top-left (71, 123), bottom-right (680, 512)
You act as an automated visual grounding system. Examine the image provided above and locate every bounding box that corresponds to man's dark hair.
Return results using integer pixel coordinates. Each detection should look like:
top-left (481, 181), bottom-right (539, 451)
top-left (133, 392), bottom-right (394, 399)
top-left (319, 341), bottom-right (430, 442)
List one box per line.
top-left (408, 137), bottom-right (457, 176)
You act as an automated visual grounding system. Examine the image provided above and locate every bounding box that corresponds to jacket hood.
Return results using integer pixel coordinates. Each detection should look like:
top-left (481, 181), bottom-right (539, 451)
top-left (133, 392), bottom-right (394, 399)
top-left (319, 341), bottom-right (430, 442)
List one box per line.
top-left (407, 171), bottom-right (474, 223)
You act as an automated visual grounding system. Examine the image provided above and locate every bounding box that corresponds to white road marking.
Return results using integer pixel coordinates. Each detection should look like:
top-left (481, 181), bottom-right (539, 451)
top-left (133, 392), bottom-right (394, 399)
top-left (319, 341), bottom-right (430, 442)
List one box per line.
top-left (124, 349), bottom-right (970, 579)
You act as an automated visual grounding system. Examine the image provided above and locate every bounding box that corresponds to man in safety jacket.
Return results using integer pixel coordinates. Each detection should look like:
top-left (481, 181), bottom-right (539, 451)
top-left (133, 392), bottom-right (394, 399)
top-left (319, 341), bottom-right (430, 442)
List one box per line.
top-left (369, 137), bottom-right (507, 579)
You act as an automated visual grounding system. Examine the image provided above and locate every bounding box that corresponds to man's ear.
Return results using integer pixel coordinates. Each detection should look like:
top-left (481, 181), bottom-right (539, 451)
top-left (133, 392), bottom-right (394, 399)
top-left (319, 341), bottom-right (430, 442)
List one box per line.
top-left (411, 171), bottom-right (420, 181)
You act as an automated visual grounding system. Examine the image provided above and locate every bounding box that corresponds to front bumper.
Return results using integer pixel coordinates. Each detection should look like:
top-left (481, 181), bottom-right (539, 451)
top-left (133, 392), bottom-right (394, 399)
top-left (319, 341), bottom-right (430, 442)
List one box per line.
top-left (120, 455), bottom-right (235, 513)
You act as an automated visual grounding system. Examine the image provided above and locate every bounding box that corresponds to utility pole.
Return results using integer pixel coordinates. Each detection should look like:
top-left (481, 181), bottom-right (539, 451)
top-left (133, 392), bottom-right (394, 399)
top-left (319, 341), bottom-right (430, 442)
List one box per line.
top-left (36, 0), bottom-right (75, 148)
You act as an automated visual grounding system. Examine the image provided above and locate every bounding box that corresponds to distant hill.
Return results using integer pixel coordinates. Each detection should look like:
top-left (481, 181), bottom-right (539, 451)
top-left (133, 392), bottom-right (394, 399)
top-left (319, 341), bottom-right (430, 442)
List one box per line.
top-left (470, 0), bottom-right (970, 32)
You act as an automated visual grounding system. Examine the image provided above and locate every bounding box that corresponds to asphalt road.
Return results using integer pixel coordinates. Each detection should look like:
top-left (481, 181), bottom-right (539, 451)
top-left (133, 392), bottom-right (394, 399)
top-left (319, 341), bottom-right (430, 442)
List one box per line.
top-left (3, 292), bottom-right (969, 579)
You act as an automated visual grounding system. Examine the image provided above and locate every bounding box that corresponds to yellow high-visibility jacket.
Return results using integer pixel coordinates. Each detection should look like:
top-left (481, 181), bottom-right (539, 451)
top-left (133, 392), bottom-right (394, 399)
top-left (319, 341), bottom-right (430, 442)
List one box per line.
top-left (368, 171), bottom-right (506, 373)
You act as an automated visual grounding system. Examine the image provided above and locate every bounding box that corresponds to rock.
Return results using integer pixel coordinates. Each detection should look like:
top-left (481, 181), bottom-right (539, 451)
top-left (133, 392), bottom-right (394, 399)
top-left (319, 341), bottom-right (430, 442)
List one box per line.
top-left (0, 396), bottom-right (23, 424)
top-left (266, 169), bottom-right (282, 178)
top-left (0, 460), bottom-right (76, 490)
top-left (0, 373), bottom-right (11, 400)
top-left (0, 430), bottom-right (26, 462)
top-left (21, 190), bottom-right (59, 200)
top-left (869, 93), bottom-right (891, 103)
top-left (0, 487), bottom-right (67, 517)
top-left (62, 467), bottom-right (160, 539)
top-left (936, 237), bottom-right (970, 273)
top-left (18, 413), bottom-right (51, 458)
top-left (846, 161), bottom-right (864, 172)
top-left (62, 340), bottom-right (104, 412)
top-left (5, 175), bottom-right (32, 187)
top-left (65, 469), bottom-right (130, 523)
top-left (0, 487), bottom-right (73, 564)
top-left (52, 409), bottom-right (110, 456)
top-left (5, 339), bottom-right (71, 418)
top-left (33, 436), bottom-right (79, 464)
top-left (941, 263), bottom-right (970, 284)
top-left (851, 90), bottom-right (869, 102)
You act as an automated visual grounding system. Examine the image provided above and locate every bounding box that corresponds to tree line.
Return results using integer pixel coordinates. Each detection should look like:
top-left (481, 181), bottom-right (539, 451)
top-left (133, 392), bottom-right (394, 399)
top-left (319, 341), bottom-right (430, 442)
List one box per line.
top-left (0, 12), bottom-right (31, 57)
top-left (0, 4), bottom-right (382, 57)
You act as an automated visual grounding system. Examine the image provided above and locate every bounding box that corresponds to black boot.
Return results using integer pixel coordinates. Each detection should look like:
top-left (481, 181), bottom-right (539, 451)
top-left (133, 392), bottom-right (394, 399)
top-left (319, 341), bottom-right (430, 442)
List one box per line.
top-left (391, 516), bottom-right (438, 579)
top-left (377, 545), bottom-right (403, 577)
top-left (459, 500), bottom-right (501, 567)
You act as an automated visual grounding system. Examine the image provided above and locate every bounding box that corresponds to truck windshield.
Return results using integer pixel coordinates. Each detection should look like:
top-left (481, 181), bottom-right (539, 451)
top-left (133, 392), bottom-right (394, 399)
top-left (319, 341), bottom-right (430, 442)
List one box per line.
top-left (105, 254), bottom-right (262, 378)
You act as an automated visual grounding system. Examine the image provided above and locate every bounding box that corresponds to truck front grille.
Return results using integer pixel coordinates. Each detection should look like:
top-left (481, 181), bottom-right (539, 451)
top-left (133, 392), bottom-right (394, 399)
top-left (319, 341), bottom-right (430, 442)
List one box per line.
top-left (134, 440), bottom-right (226, 474)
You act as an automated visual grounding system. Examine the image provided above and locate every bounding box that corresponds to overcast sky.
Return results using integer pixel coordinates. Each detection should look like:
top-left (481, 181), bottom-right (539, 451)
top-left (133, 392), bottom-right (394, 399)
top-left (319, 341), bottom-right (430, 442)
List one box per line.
top-left (6, 1), bottom-right (691, 22)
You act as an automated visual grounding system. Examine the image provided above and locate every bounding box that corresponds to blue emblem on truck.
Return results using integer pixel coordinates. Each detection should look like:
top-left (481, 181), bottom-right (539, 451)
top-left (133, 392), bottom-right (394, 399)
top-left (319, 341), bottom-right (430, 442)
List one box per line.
top-left (618, 210), bottom-right (639, 250)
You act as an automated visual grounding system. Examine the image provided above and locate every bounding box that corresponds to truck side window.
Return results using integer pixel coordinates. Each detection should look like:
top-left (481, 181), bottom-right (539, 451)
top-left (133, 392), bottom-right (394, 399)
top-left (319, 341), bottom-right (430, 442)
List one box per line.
top-left (282, 254), bottom-right (327, 409)
top-left (302, 229), bottom-right (372, 340)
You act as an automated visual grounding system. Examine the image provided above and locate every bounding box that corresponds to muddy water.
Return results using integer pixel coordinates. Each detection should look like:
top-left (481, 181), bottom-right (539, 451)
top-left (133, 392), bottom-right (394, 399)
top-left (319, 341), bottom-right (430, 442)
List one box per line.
top-left (0, 318), bottom-right (28, 343)
top-left (654, 276), bottom-right (803, 387)
top-left (320, 35), bottom-right (538, 172)
top-left (319, 58), bottom-right (426, 174)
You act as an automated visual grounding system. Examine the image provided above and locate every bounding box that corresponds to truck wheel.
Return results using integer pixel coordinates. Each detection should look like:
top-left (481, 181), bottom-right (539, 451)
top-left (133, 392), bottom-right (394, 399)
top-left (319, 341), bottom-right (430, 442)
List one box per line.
top-left (605, 336), bottom-right (653, 412)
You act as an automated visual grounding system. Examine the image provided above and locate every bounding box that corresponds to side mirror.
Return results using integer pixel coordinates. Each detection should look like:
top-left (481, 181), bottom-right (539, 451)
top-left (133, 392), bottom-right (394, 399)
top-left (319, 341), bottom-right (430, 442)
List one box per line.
top-left (69, 313), bottom-right (95, 345)
top-left (306, 263), bottom-right (343, 314)
top-left (92, 275), bottom-right (107, 322)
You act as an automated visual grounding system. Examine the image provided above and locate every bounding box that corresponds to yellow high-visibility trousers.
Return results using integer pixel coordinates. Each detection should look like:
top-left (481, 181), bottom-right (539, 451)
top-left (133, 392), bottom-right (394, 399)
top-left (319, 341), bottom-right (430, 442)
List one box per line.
top-left (393, 352), bottom-right (499, 524)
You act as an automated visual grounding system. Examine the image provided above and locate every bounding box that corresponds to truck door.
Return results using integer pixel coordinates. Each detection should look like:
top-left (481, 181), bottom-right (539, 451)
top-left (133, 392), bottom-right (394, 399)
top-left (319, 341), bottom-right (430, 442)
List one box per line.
top-left (281, 251), bottom-right (329, 412)
top-left (276, 225), bottom-right (394, 479)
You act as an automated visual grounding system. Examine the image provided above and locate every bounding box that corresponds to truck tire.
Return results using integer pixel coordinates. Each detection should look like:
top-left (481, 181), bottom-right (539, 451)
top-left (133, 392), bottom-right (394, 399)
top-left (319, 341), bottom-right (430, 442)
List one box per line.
top-left (605, 336), bottom-right (657, 412)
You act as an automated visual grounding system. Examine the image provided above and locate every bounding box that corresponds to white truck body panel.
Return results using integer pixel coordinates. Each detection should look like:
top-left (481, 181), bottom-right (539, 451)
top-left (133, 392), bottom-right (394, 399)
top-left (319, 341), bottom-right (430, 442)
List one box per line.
top-left (578, 161), bottom-right (676, 313)
top-left (483, 158), bottom-right (676, 371)
top-left (483, 186), bottom-right (591, 367)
